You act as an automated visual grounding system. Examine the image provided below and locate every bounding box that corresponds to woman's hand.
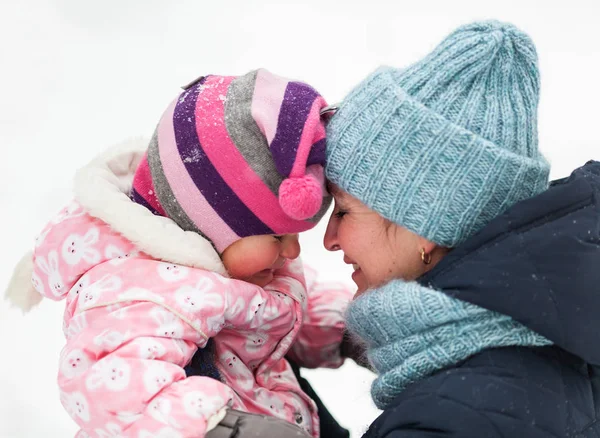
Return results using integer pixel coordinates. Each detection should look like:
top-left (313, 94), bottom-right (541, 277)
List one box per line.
top-left (206, 409), bottom-right (312, 438)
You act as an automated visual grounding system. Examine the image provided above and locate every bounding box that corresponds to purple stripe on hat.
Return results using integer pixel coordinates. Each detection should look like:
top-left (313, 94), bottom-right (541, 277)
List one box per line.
top-left (306, 138), bottom-right (326, 167)
top-left (130, 188), bottom-right (161, 216)
top-left (173, 80), bottom-right (275, 237)
top-left (270, 82), bottom-right (319, 177)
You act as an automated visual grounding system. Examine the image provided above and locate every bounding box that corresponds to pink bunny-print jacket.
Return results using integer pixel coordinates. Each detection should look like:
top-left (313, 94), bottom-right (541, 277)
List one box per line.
top-left (8, 140), bottom-right (352, 438)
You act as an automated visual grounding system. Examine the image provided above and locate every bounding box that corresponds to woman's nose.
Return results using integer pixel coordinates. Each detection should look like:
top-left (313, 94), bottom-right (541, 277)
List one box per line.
top-left (280, 234), bottom-right (301, 260)
top-left (323, 215), bottom-right (340, 251)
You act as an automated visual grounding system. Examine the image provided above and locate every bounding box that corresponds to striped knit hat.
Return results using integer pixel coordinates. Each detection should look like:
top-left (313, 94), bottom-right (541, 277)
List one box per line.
top-left (131, 69), bottom-right (331, 252)
top-left (326, 21), bottom-right (550, 247)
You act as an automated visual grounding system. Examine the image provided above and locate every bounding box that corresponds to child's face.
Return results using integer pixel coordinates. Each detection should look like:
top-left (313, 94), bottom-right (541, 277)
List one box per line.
top-left (221, 234), bottom-right (301, 287)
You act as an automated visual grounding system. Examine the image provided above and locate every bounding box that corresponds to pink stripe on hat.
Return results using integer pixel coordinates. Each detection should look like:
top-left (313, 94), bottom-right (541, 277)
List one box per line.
top-left (132, 153), bottom-right (166, 216)
top-left (158, 97), bottom-right (240, 251)
top-left (289, 97), bottom-right (327, 178)
top-left (195, 76), bottom-right (313, 234)
top-left (251, 69), bottom-right (288, 144)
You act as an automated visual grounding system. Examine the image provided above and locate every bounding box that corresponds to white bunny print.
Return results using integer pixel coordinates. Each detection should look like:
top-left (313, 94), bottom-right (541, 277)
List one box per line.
top-left (60, 349), bottom-right (92, 379)
top-left (105, 245), bottom-right (138, 266)
top-left (147, 397), bottom-right (172, 425)
top-left (51, 201), bottom-right (85, 225)
top-left (205, 313), bottom-right (225, 334)
top-left (64, 313), bottom-right (88, 340)
top-left (256, 391), bottom-right (286, 417)
top-left (220, 352), bottom-right (254, 390)
top-left (93, 329), bottom-right (131, 349)
top-left (36, 250), bottom-right (64, 297)
top-left (106, 302), bottom-right (130, 320)
top-left (157, 263), bottom-right (190, 282)
top-left (79, 274), bottom-right (122, 308)
top-left (182, 391), bottom-right (225, 418)
top-left (85, 356), bottom-right (131, 392)
top-left (70, 275), bottom-right (90, 299)
top-left (151, 308), bottom-right (184, 338)
top-left (62, 228), bottom-right (100, 266)
top-left (146, 397), bottom-right (183, 429)
top-left (224, 296), bottom-right (245, 323)
top-left (174, 278), bottom-right (222, 313)
top-left (272, 291), bottom-right (292, 305)
top-left (143, 362), bottom-right (172, 393)
top-left (244, 294), bottom-right (267, 326)
top-left (245, 332), bottom-right (270, 354)
top-left (115, 411), bottom-right (143, 425)
top-left (60, 390), bottom-right (91, 423)
top-left (137, 338), bottom-right (167, 360)
top-left (94, 423), bottom-right (122, 438)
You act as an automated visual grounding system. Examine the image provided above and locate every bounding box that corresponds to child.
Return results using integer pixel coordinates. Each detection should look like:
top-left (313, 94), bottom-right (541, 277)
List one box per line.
top-left (5, 69), bottom-right (352, 438)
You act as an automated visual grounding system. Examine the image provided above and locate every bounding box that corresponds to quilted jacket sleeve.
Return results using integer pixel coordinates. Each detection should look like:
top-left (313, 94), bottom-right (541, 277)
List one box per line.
top-left (59, 300), bottom-right (238, 438)
top-left (286, 264), bottom-right (354, 369)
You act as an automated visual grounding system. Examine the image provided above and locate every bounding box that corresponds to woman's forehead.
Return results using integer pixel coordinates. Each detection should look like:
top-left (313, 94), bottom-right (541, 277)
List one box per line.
top-left (326, 181), bottom-right (345, 198)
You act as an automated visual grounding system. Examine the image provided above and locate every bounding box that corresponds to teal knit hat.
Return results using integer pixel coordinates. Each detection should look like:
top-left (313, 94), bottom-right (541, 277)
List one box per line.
top-left (326, 20), bottom-right (550, 247)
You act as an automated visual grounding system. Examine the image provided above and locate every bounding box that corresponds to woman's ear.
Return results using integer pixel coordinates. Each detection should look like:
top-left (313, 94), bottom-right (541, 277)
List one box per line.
top-left (420, 239), bottom-right (437, 255)
top-left (417, 237), bottom-right (450, 269)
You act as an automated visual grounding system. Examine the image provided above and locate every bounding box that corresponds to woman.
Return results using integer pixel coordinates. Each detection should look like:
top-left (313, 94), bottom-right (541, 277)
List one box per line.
top-left (321, 20), bottom-right (600, 437)
top-left (209, 20), bottom-right (600, 437)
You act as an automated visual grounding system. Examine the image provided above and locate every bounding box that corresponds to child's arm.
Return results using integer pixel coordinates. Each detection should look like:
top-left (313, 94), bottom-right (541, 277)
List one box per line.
top-left (285, 263), bottom-right (354, 369)
top-left (59, 302), bottom-right (237, 438)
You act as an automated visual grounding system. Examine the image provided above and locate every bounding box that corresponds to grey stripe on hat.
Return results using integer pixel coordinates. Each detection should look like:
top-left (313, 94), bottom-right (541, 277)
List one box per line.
top-left (147, 128), bottom-right (215, 246)
top-left (224, 70), bottom-right (325, 224)
top-left (312, 194), bottom-right (333, 223)
top-left (225, 71), bottom-right (284, 195)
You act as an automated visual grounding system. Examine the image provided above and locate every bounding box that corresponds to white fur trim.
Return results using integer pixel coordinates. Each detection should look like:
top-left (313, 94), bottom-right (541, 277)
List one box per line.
top-left (73, 138), bottom-right (227, 275)
top-left (4, 251), bottom-right (44, 312)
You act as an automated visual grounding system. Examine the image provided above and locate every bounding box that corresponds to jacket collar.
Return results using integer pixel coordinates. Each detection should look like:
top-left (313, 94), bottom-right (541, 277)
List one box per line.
top-left (420, 161), bottom-right (600, 365)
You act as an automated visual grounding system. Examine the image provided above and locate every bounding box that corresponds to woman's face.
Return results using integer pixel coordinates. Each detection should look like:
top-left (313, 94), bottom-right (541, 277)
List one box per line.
top-left (323, 185), bottom-right (440, 297)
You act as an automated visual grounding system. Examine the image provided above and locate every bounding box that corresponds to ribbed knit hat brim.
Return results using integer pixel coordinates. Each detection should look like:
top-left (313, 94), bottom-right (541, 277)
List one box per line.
top-left (326, 67), bottom-right (549, 247)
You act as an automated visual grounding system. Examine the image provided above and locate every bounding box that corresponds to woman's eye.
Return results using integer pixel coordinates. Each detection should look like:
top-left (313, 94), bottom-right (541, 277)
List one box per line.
top-left (335, 210), bottom-right (347, 219)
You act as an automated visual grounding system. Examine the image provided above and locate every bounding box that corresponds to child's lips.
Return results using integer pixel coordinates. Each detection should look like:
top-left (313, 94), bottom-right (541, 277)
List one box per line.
top-left (273, 258), bottom-right (286, 270)
top-left (256, 268), bottom-right (274, 277)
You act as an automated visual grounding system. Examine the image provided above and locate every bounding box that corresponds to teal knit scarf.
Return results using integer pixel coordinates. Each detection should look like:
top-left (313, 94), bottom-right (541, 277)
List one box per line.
top-left (345, 279), bottom-right (552, 409)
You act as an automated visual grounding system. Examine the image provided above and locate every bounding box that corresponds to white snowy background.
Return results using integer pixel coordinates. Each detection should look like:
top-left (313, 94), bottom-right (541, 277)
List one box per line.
top-left (0, 1), bottom-right (598, 436)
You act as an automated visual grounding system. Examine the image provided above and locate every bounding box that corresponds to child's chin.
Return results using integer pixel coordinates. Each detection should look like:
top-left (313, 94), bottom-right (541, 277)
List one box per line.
top-left (246, 269), bottom-right (274, 287)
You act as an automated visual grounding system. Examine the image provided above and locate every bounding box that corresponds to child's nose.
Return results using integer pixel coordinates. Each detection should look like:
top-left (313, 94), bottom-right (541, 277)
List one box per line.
top-left (280, 234), bottom-right (301, 260)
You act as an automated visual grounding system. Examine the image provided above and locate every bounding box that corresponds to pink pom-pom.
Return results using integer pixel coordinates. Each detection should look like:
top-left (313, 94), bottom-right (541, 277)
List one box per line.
top-left (279, 174), bottom-right (323, 220)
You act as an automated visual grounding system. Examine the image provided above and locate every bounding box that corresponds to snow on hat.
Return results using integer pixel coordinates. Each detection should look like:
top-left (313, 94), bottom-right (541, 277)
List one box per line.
top-left (132, 69), bottom-right (331, 252)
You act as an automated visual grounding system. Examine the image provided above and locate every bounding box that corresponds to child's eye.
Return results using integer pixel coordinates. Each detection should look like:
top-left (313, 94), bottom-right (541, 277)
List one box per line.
top-left (273, 235), bottom-right (284, 242)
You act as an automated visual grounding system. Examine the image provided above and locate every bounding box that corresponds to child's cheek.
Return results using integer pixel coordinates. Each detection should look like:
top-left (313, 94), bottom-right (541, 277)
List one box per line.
top-left (224, 241), bottom-right (280, 280)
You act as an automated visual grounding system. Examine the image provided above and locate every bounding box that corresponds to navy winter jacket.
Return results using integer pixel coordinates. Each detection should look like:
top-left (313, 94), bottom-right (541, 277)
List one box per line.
top-left (362, 161), bottom-right (600, 438)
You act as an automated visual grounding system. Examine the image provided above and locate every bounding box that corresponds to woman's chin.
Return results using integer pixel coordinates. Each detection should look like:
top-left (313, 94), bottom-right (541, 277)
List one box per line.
top-left (351, 270), bottom-right (368, 298)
